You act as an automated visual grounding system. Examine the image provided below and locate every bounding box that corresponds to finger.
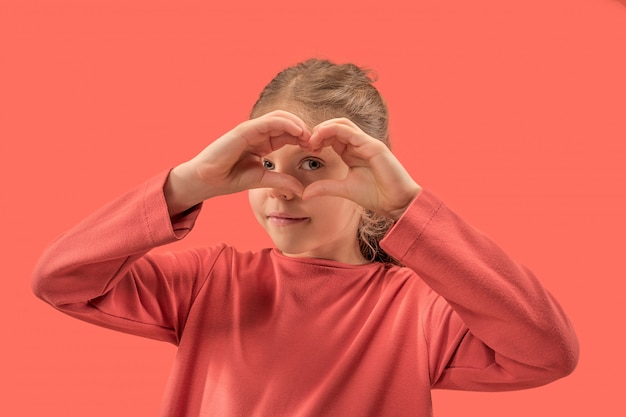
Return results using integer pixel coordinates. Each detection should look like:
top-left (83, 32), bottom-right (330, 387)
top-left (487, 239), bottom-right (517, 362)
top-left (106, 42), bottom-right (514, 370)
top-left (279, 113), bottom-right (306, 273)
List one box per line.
top-left (256, 111), bottom-right (311, 139)
top-left (308, 122), bottom-right (370, 152)
top-left (311, 128), bottom-right (388, 168)
top-left (263, 110), bottom-right (309, 130)
top-left (244, 117), bottom-right (305, 145)
top-left (261, 118), bottom-right (304, 139)
top-left (268, 133), bottom-right (302, 151)
top-left (240, 120), bottom-right (310, 158)
top-left (247, 133), bottom-right (314, 158)
top-left (314, 117), bottom-right (358, 129)
top-left (256, 171), bottom-right (304, 197)
top-left (301, 179), bottom-right (350, 201)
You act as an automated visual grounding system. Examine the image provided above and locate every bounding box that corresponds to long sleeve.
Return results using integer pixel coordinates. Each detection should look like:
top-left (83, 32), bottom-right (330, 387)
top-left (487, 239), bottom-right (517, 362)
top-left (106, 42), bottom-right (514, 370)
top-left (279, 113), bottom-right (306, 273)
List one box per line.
top-left (31, 171), bottom-right (218, 345)
top-left (380, 189), bottom-right (579, 391)
top-left (31, 175), bottom-right (580, 415)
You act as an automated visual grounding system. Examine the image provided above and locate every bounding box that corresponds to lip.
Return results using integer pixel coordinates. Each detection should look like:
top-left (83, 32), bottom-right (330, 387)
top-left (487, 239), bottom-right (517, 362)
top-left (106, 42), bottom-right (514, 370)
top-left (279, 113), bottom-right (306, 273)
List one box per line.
top-left (267, 212), bottom-right (310, 226)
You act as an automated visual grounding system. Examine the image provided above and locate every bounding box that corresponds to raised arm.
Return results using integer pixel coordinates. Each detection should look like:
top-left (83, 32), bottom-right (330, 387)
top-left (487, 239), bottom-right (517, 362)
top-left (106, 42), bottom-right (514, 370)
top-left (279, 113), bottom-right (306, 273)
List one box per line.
top-left (31, 170), bottom-right (213, 344)
top-left (32, 111), bottom-right (312, 343)
top-left (305, 117), bottom-right (579, 389)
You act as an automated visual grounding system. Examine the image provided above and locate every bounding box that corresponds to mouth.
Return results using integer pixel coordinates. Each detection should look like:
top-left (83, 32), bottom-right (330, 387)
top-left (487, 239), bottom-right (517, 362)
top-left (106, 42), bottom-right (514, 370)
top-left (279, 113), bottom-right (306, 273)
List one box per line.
top-left (267, 213), bottom-right (310, 226)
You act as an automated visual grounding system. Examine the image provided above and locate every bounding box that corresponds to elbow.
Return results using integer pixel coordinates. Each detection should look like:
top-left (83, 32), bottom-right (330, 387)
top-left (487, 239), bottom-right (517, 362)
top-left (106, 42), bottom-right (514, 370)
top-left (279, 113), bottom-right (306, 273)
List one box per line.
top-left (536, 329), bottom-right (580, 383)
top-left (31, 258), bottom-right (64, 306)
top-left (505, 339), bottom-right (579, 390)
top-left (551, 320), bottom-right (580, 378)
top-left (32, 266), bottom-right (54, 305)
top-left (509, 325), bottom-right (580, 387)
top-left (550, 341), bottom-right (579, 379)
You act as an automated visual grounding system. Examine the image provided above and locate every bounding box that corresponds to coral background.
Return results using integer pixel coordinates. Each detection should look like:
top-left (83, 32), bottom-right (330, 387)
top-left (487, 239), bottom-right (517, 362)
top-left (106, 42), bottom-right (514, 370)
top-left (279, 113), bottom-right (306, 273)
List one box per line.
top-left (1, 0), bottom-right (625, 415)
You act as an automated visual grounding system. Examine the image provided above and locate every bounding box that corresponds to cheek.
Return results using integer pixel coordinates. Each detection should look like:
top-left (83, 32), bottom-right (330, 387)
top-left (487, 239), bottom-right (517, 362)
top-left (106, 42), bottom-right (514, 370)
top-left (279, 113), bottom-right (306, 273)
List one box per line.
top-left (314, 197), bottom-right (362, 224)
top-left (248, 190), bottom-right (265, 220)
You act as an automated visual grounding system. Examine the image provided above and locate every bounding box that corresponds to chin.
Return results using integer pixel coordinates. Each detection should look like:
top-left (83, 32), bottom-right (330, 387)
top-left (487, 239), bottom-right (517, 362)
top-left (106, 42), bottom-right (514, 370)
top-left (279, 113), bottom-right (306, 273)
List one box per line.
top-left (271, 239), bottom-right (315, 258)
top-left (275, 245), bottom-right (311, 257)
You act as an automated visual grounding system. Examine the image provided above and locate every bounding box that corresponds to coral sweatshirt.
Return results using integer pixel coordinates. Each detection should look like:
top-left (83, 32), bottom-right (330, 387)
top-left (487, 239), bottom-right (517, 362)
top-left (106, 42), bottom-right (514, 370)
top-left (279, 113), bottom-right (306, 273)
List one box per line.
top-left (32, 171), bottom-right (578, 417)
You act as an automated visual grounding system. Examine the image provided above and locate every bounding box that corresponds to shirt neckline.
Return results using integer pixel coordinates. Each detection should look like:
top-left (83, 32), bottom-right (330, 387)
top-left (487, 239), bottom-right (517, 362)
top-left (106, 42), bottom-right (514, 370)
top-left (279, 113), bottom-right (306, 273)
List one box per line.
top-left (270, 248), bottom-right (382, 270)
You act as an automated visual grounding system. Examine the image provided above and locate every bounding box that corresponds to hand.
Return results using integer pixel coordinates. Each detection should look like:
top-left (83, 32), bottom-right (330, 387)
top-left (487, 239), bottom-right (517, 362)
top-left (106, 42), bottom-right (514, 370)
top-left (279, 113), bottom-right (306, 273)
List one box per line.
top-left (165, 110), bottom-right (311, 216)
top-left (302, 118), bottom-right (422, 220)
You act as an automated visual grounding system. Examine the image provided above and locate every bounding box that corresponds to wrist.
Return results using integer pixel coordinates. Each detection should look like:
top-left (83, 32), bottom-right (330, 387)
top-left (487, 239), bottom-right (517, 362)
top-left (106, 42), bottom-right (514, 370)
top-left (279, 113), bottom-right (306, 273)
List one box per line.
top-left (387, 184), bottom-right (422, 221)
top-left (163, 163), bottom-right (207, 217)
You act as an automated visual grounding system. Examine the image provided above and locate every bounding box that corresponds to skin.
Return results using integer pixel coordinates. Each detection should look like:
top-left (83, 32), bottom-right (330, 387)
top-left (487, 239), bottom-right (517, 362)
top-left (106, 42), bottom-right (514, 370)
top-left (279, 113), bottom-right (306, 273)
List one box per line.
top-left (164, 110), bottom-right (422, 264)
top-left (248, 144), bottom-right (367, 264)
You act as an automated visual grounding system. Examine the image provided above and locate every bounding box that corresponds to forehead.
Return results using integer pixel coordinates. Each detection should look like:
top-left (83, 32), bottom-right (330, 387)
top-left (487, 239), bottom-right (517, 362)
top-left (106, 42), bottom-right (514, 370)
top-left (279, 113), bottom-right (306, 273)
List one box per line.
top-left (253, 102), bottom-right (335, 130)
top-left (267, 144), bottom-right (339, 161)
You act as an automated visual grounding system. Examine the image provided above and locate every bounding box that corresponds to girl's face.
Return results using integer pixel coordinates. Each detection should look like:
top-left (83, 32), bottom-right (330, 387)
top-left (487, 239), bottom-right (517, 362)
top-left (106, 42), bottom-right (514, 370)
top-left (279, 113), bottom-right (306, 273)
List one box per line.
top-left (248, 144), bottom-right (368, 265)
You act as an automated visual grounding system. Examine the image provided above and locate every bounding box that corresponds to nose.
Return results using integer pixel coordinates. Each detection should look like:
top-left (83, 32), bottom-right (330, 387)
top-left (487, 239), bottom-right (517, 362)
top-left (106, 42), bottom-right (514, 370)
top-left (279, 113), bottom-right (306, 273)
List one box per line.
top-left (267, 187), bottom-right (296, 201)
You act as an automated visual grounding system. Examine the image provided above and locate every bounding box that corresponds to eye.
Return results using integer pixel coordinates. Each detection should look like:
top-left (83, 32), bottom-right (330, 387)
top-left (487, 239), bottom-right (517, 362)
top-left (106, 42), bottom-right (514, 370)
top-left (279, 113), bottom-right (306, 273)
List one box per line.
top-left (262, 159), bottom-right (275, 170)
top-left (301, 158), bottom-right (324, 171)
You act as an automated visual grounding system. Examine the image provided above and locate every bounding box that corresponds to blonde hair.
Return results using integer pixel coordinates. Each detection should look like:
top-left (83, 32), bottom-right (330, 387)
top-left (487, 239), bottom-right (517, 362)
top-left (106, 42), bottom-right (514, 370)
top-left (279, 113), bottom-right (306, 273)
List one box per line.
top-left (250, 58), bottom-right (401, 266)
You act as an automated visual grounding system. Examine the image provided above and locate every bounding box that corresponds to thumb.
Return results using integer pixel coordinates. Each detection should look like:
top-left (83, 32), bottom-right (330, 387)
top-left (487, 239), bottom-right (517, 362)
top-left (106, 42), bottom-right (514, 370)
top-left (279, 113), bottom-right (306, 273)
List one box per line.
top-left (257, 171), bottom-right (304, 196)
top-left (302, 179), bottom-right (350, 200)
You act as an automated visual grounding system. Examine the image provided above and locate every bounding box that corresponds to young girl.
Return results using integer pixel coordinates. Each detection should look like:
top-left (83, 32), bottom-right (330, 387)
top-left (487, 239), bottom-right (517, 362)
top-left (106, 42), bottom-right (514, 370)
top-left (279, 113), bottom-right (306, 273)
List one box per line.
top-left (33, 58), bottom-right (579, 416)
